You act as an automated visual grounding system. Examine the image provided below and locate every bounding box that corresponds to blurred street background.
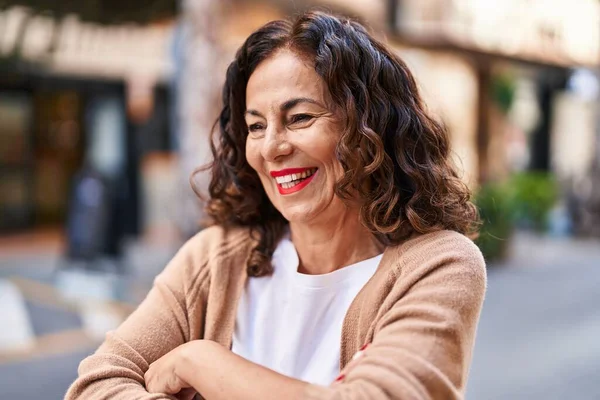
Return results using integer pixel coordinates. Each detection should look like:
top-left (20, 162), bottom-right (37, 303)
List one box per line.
top-left (1, 0), bottom-right (600, 399)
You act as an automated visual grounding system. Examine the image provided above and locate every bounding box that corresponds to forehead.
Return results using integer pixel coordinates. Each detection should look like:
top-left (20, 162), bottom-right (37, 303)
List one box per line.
top-left (246, 49), bottom-right (329, 110)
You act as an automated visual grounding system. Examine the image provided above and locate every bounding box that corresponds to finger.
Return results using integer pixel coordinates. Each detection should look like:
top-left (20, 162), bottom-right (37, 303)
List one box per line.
top-left (333, 343), bottom-right (370, 385)
top-left (145, 366), bottom-right (165, 393)
top-left (144, 368), bottom-right (154, 390)
top-left (149, 371), bottom-right (186, 394)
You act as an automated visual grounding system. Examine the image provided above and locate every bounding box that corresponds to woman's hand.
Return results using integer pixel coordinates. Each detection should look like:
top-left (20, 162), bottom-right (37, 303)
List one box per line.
top-left (145, 339), bottom-right (310, 400)
top-left (333, 343), bottom-right (369, 385)
top-left (145, 341), bottom-right (198, 399)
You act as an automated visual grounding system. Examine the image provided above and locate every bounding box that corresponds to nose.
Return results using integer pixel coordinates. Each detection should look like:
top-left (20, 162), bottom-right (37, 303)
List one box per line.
top-left (261, 126), bottom-right (292, 161)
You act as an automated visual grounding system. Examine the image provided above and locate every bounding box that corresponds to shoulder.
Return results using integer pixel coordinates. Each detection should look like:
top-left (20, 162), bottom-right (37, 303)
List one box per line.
top-left (401, 230), bottom-right (484, 266)
top-left (184, 225), bottom-right (255, 257)
top-left (181, 225), bottom-right (254, 261)
top-left (162, 225), bottom-right (256, 286)
top-left (384, 230), bottom-right (486, 290)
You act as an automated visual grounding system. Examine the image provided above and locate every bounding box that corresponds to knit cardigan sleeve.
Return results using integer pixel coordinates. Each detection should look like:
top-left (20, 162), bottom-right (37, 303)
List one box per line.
top-left (64, 234), bottom-right (209, 400)
top-left (303, 232), bottom-right (487, 400)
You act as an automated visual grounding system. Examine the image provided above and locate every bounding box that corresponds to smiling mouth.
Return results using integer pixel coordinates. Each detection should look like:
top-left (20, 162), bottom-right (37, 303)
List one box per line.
top-left (274, 168), bottom-right (318, 189)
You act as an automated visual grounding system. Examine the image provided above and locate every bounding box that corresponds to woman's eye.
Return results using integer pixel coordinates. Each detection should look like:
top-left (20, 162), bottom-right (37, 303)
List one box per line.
top-left (290, 114), bottom-right (313, 124)
top-left (248, 123), bottom-right (264, 133)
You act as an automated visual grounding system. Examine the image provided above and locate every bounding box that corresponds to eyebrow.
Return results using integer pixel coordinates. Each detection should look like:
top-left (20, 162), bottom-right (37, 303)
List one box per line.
top-left (244, 97), bottom-right (324, 118)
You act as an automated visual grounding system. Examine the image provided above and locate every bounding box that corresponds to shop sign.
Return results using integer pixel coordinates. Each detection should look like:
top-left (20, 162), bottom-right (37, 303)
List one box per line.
top-left (396, 0), bottom-right (600, 67)
top-left (0, 6), bottom-right (173, 80)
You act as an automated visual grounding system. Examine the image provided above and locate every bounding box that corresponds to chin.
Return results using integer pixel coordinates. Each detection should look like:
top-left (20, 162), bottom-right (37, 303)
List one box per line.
top-left (280, 209), bottom-right (311, 223)
top-left (278, 205), bottom-right (319, 224)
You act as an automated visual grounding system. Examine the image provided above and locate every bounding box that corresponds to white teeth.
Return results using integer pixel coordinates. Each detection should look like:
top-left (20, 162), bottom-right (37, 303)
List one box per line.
top-left (274, 168), bottom-right (316, 187)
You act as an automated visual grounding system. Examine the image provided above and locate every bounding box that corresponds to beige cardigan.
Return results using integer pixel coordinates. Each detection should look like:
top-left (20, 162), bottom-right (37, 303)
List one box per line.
top-left (65, 226), bottom-right (486, 400)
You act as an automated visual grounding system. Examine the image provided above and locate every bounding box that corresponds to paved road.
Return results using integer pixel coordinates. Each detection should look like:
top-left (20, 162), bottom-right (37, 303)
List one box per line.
top-left (1, 233), bottom-right (599, 399)
top-left (467, 234), bottom-right (600, 400)
top-left (0, 347), bottom-right (95, 399)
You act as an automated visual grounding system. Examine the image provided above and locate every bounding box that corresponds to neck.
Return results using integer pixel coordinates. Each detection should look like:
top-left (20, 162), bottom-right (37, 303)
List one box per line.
top-left (289, 208), bottom-right (385, 275)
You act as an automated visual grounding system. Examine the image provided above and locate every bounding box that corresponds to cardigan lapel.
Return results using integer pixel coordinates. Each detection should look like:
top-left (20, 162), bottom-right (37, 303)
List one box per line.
top-left (339, 245), bottom-right (402, 368)
top-left (202, 229), bottom-right (254, 348)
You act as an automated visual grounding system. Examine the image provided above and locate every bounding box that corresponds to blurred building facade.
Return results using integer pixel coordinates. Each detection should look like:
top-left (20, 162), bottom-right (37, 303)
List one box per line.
top-left (0, 4), bottom-right (176, 254)
top-left (389, 0), bottom-right (600, 236)
top-left (394, 0), bottom-right (600, 184)
top-left (2, 0), bottom-right (600, 249)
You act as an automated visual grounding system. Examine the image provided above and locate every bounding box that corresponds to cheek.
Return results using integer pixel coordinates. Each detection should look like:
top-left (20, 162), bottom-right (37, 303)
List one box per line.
top-left (245, 140), bottom-right (261, 173)
top-left (312, 139), bottom-right (341, 175)
top-left (304, 122), bottom-right (341, 168)
top-left (245, 141), bottom-right (274, 191)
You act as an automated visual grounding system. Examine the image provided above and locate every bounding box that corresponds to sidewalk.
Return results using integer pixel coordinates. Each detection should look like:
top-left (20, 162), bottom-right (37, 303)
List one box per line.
top-left (468, 233), bottom-right (600, 400)
top-left (0, 231), bottom-right (179, 400)
top-left (501, 231), bottom-right (600, 269)
top-left (0, 230), bottom-right (179, 362)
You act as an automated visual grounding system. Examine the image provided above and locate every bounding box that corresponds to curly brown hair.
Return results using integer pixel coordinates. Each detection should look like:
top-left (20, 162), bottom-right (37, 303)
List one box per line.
top-left (195, 10), bottom-right (479, 277)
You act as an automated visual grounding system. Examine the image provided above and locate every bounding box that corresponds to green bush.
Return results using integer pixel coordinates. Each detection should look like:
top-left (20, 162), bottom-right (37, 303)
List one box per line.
top-left (474, 181), bottom-right (515, 262)
top-left (474, 172), bottom-right (559, 262)
top-left (508, 172), bottom-right (559, 232)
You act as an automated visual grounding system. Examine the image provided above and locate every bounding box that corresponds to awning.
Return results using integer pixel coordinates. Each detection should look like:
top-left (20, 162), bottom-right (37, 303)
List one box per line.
top-left (1, 0), bottom-right (176, 24)
top-left (0, 5), bottom-right (175, 81)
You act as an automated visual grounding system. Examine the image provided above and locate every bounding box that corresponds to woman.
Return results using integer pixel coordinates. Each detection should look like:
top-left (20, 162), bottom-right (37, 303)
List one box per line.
top-left (67, 10), bottom-right (486, 400)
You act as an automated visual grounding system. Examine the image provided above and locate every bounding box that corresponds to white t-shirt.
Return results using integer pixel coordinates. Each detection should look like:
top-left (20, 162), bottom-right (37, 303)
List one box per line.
top-left (231, 237), bottom-right (382, 386)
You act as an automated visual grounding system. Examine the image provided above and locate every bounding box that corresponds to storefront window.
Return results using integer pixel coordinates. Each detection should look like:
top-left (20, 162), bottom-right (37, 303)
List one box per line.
top-left (0, 92), bottom-right (33, 230)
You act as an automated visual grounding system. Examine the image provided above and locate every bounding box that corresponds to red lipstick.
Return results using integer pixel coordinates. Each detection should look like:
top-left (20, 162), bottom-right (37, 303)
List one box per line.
top-left (269, 167), bottom-right (318, 195)
top-left (269, 167), bottom-right (313, 177)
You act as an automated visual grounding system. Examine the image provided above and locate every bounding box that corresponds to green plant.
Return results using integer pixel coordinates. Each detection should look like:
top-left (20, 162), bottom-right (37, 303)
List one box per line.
top-left (474, 181), bottom-right (515, 262)
top-left (507, 172), bottom-right (559, 232)
top-left (474, 172), bottom-right (559, 261)
top-left (491, 72), bottom-right (516, 114)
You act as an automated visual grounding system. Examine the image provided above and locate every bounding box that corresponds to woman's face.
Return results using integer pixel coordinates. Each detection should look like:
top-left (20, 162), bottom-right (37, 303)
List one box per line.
top-left (245, 49), bottom-right (347, 224)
